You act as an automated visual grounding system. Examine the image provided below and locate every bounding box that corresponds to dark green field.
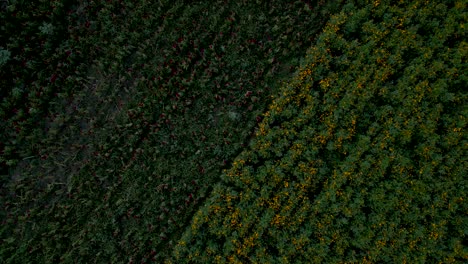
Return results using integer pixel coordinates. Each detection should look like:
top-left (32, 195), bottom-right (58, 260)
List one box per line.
top-left (1, 0), bottom-right (466, 263)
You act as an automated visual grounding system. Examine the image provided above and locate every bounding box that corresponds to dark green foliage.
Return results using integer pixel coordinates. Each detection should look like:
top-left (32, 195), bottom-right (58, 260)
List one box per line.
top-left (0, 0), bottom-right (344, 262)
top-left (174, 0), bottom-right (467, 262)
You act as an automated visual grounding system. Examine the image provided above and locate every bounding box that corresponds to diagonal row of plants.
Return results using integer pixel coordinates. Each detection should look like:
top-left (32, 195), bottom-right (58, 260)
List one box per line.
top-left (0, 0), bottom-right (345, 262)
top-left (173, 0), bottom-right (467, 263)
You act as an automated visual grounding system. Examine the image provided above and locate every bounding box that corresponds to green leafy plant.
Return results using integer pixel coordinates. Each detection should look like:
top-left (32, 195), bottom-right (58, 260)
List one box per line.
top-left (0, 47), bottom-right (10, 67)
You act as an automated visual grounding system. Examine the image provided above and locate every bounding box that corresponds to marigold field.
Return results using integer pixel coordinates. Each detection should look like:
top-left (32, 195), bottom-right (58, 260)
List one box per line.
top-left (1, 0), bottom-right (466, 263)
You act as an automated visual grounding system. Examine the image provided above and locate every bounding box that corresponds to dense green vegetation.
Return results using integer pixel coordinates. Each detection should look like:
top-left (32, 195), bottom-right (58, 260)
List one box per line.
top-left (0, 0), bottom-right (345, 262)
top-left (1, 0), bottom-right (466, 263)
top-left (173, 0), bottom-right (467, 263)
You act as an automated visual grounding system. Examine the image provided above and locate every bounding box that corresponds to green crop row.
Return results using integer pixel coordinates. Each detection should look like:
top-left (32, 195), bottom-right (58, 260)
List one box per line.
top-left (173, 0), bottom-right (467, 262)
